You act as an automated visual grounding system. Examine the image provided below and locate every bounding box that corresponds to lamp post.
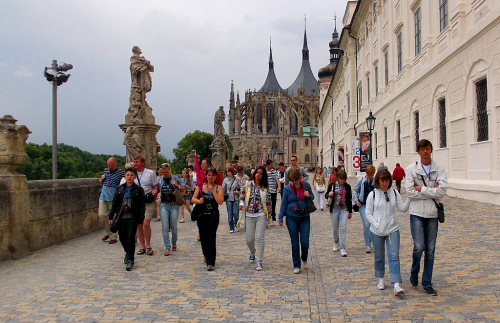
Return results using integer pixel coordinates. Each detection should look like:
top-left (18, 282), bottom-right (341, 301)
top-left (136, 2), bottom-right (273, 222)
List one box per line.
top-left (366, 110), bottom-right (376, 166)
top-left (330, 141), bottom-right (335, 166)
top-left (43, 60), bottom-right (73, 179)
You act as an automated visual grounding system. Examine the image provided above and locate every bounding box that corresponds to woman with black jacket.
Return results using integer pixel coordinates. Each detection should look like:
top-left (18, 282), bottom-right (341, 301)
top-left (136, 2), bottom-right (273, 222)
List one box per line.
top-left (325, 170), bottom-right (352, 257)
top-left (108, 167), bottom-right (145, 271)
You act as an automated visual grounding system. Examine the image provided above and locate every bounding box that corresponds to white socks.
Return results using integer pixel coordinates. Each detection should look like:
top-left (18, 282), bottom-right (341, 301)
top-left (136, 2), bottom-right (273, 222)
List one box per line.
top-left (379, 278), bottom-right (384, 285)
top-left (394, 282), bottom-right (400, 289)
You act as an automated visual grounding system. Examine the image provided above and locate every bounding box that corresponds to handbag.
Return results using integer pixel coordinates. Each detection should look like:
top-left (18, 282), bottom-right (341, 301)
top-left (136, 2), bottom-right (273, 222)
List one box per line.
top-left (420, 175), bottom-right (445, 223)
top-left (191, 204), bottom-right (201, 221)
top-left (224, 178), bottom-right (235, 202)
top-left (110, 207), bottom-right (122, 233)
top-left (173, 187), bottom-right (186, 206)
top-left (306, 196), bottom-right (317, 213)
top-left (316, 184), bottom-right (326, 193)
top-left (352, 203), bottom-right (359, 212)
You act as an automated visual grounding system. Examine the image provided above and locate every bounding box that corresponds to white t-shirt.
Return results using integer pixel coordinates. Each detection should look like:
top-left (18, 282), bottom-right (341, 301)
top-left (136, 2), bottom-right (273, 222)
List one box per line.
top-left (120, 168), bottom-right (158, 193)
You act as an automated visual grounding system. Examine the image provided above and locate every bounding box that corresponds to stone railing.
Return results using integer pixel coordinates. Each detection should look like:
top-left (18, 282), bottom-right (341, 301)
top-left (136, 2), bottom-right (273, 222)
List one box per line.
top-left (0, 115), bottom-right (102, 261)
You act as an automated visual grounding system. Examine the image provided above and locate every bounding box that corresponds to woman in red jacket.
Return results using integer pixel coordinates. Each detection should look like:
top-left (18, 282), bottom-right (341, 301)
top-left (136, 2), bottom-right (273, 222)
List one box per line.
top-left (392, 163), bottom-right (406, 193)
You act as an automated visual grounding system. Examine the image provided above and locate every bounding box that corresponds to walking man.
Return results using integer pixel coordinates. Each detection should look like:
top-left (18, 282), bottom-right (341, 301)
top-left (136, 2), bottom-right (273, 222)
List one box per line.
top-left (284, 155), bottom-right (308, 186)
top-left (405, 139), bottom-right (447, 296)
top-left (98, 157), bottom-right (124, 244)
top-left (265, 159), bottom-right (281, 224)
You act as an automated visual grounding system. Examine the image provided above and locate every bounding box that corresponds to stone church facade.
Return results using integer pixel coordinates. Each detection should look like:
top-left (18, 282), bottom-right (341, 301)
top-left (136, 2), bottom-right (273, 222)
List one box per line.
top-left (228, 31), bottom-right (320, 168)
top-left (318, 0), bottom-right (500, 205)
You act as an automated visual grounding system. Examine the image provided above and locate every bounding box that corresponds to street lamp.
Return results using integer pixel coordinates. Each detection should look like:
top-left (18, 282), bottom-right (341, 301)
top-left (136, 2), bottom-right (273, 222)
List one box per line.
top-left (366, 110), bottom-right (376, 166)
top-left (330, 141), bottom-right (335, 165)
top-left (44, 60), bottom-right (73, 179)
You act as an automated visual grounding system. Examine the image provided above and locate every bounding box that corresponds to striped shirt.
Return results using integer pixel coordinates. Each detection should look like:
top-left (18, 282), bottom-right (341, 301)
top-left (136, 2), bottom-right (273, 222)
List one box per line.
top-left (267, 168), bottom-right (279, 193)
top-left (101, 168), bottom-right (124, 188)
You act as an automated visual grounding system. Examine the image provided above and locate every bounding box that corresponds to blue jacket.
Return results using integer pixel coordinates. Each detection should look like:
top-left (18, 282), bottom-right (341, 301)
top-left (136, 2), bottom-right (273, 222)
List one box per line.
top-left (353, 176), bottom-right (374, 205)
top-left (278, 181), bottom-right (314, 222)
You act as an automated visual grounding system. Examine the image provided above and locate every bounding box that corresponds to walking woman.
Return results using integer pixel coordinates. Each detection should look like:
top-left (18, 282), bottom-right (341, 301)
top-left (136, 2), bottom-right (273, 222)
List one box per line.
top-left (312, 167), bottom-right (326, 210)
top-left (365, 169), bottom-right (410, 295)
top-left (325, 170), bottom-right (353, 257)
top-left (353, 165), bottom-right (376, 253)
top-left (222, 166), bottom-right (241, 233)
top-left (328, 166), bottom-right (338, 186)
top-left (278, 168), bottom-right (314, 274)
top-left (108, 167), bottom-right (145, 271)
top-left (178, 168), bottom-right (194, 223)
top-left (192, 168), bottom-right (223, 271)
top-left (239, 166), bottom-right (271, 271)
top-left (236, 166), bottom-right (250, 229)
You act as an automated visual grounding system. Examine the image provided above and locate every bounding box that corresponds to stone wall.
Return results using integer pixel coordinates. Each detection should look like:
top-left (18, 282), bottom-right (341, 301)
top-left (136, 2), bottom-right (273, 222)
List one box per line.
top-left (0, 178), bottom-right (101, 261)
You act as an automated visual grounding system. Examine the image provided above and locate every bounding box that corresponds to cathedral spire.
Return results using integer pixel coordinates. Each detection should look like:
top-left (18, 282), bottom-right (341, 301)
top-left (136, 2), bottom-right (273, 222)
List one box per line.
top-left (269, 37), bottom-right (274, 70)
top-left (302, 19), bottom-right (309, 61)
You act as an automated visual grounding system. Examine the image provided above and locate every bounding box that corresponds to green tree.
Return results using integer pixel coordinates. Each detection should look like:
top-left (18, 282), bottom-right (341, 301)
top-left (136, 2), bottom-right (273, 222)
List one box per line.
top-left (171, 130), bottom-right (213, 173)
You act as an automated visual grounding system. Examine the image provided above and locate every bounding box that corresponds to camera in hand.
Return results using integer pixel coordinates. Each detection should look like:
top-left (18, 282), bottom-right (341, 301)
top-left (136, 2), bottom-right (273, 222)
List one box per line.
top-left (123, 204), bottom-right (130, 212)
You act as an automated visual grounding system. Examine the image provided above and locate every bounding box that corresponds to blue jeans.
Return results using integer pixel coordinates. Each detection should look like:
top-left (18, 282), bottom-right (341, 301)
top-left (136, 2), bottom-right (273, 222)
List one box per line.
top-left (358, 205), bottom-right (372, 247)
top-left (160, 203), bottom-right (179, 250)
top-left (226, 200), bottom-right (239, 231)
top-left (370, 230), bottom-right (402, 283)
top-left (410, 214), bottom-right (439, 287)
top-left (330, 208), bottom-right (348, 249)
top-left (285, 215), bottom-right (310, 269)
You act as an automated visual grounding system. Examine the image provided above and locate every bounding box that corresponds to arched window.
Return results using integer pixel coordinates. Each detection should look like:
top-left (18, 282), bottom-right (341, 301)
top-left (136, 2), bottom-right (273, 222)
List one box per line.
top-left (292, 140), bottom-right (297, 153)
top-left (317, 139), bottom-right (320, 146)
top-left (305, 154), bottom-right (311, 162)
top-left (272, 141), bottom-right (278, 150)
top-left (266, 104), bottom-right (274, 132)
top-left (255, 104), bottom-right (262, 130)
top-left (305, 138), bottom-right (309, 146)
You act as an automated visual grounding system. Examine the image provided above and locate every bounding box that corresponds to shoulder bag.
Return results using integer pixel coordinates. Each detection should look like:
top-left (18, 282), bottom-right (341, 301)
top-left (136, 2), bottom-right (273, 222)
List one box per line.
top-left (420, 175), bottom-right (445, 223)
top-left (304, 182), bottom-right (317, 213)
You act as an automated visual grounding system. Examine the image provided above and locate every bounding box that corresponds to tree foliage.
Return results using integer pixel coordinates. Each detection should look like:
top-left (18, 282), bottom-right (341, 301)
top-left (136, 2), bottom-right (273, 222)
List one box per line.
top-left (171, 130), bottom-right (213, 173)
top-left (17, 143), bottom-right (126, 180)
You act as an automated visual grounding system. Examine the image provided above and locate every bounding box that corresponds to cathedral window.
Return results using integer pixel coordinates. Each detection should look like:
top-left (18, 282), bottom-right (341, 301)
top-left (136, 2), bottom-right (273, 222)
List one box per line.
top-left (305, 154), bottom-right (311, 163)
top-left (292, 140), bottom-right (297, 153)
top-left (305, 138), bottom-right (309, 146)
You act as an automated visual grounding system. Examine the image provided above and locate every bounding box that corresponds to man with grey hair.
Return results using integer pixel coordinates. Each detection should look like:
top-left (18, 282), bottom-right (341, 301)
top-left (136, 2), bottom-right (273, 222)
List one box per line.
top-left (98, 157), bottom-right (125, 244)
top-left (284, 155), bottom-right (308, 186)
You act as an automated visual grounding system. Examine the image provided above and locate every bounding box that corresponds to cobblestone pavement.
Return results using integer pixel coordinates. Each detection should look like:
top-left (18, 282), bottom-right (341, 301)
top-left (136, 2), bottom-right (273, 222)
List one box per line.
top-left (1, 178), bottom-right (499, 322)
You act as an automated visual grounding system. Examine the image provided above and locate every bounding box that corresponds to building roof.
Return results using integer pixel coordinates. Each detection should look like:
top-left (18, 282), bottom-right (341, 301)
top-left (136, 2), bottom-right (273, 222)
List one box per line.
top-left (286, 30), bottom-right (319, 97)
top-left (258, 43), bottom-right (283, 93)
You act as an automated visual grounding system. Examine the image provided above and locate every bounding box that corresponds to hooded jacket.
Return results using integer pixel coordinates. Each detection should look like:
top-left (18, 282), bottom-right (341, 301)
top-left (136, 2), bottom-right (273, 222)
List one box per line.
top-left (365, 188), bottom-right (410, 236)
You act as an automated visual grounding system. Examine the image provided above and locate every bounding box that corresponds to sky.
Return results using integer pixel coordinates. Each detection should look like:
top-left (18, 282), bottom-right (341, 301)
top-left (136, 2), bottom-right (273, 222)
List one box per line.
top-left (0, 0), bottom-right (349, 160)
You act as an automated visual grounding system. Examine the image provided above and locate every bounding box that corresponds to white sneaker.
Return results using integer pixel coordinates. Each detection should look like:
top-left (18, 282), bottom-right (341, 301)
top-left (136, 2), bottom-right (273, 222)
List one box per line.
top-left (394, 286), bottom-right (405, 295)
top-left (229, 230), bottom-right (234, 233)
top-left (293, 268), bottom-right (301, 274)
top-left (340, 249), bottom-right (347, 257)
top-left (366, 246), bottom-right (372, 253)
top-left (333, 243), bottom-right (340, 252)
top-left (179, 218), bottom-right (185, 223)
top-left (255, 261), bottom-right (263, 271)
top-left (377, 282), bottom-right (386, 290)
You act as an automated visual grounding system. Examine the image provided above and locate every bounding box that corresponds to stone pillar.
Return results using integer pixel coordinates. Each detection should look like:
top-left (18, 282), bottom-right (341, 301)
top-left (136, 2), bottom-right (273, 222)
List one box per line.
top-left (0, 115), bottom-right (31, 260)
top-left (119, 123), bottom-right (161, 170)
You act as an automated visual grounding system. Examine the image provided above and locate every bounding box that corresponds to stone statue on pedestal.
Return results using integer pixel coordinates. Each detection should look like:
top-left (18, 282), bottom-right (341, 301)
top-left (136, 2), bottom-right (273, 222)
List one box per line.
top-left (209, 106), bottom-right (227, 173)
top-left (0, 115), bottom-right (31, 175)
top-left (119, 47), bottom-right (161, 169)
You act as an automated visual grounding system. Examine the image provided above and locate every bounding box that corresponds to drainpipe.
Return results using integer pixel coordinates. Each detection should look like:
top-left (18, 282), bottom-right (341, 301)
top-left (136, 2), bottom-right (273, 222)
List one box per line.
top-left (348, 28), bottom-right (359, 136)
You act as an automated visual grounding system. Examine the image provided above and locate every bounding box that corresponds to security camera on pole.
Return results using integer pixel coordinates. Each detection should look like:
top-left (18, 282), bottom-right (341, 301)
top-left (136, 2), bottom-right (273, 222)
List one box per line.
top-left (43, 60), bottom-right (73, 179)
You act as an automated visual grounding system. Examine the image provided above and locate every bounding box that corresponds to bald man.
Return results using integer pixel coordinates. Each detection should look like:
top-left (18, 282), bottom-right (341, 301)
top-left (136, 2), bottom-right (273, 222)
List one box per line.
top-left (99, 157), bottom-right (125, 244)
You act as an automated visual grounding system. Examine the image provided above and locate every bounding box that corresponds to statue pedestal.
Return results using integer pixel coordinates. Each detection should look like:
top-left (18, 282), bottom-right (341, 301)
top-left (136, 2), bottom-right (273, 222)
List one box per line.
top-left (209, 144), bottom-right (226, 174)
top-left (119, 122), bottom-right (161, 170)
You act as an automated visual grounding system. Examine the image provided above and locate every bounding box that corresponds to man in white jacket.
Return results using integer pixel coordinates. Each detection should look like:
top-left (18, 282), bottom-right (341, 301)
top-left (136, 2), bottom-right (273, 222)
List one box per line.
top-left (405, 139), bottom-right (447, 296)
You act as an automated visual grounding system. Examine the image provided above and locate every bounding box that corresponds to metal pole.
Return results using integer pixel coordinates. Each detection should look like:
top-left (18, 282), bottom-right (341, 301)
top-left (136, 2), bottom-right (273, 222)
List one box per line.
top-left (369, 130), bottom-right (373, 166)
top-left (52, 59), bottom-right (57, 179)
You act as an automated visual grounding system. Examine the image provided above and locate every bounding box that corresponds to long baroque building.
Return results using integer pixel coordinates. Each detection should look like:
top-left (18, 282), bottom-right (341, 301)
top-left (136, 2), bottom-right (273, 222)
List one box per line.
top-left (318, 0), bottom-right (500, 205)
top-left (228, 31), bottom-right (320, 168)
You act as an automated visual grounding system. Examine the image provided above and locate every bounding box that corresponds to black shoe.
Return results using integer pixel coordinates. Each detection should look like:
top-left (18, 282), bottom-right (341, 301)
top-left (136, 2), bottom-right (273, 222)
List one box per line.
top-left (124, 255), bottom-right (127, 264)
top-left (410, 275), bottom-right (418, 287)
top-left (126, 260), bottom-right (134, 271)
top-left (423, 286), bottom-right (438, 296)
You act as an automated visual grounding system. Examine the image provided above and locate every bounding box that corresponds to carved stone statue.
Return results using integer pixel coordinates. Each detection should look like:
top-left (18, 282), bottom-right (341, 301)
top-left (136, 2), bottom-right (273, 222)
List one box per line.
top-left (0, 115), bottom-right (31, 175)
top-left (130, 46), bottom-right (154, 100)
top-left (214, 106), bottom-right (226, 143)
top-left (124, 126), bottom-right (145, 163)
top-left (210, 106), bottom-right (227, 172)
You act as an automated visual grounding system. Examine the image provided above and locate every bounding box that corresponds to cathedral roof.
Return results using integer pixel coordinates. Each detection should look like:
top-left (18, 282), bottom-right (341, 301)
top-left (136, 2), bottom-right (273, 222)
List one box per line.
top-left (286, 30), bottom-right (319, 97)
top-left (258, 43), bottom-right (283, 93)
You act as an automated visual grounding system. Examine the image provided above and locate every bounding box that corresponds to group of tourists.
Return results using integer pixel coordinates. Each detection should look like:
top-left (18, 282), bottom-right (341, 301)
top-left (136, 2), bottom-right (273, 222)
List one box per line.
top-left (98, 139), bottom-right (447, 297)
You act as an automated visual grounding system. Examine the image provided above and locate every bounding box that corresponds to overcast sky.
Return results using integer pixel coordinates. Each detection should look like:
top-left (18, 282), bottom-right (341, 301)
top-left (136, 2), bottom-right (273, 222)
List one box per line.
top-left (1, 0), bottom-right (349, 160)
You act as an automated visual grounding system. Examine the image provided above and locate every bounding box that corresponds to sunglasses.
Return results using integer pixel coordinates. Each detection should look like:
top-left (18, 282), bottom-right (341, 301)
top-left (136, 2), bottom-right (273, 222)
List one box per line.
top-left (384, 192), bottom-right (389, 202)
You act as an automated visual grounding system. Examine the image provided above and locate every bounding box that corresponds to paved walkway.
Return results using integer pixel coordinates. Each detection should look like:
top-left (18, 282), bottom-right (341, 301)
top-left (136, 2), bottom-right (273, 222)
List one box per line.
top-left (1, 178), bottom-right (500, 322)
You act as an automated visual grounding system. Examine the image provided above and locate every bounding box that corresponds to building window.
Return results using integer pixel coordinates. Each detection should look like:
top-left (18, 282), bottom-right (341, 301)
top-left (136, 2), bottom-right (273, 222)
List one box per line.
top-left (397, 33), bottom-right (403, 73)
top-left (347, 93), bottom-right (351, 116)
top-left (384, 127), bottom-right (388, 158)
top-left (384, 51), bottom-right (389, 86)
top-left (375, 65), bottom-right (379, 94)
top-left (272, 141), bottom-right (278, 150)
top-left (366, 21), bottom-right (369, 38)
top-left (305, 154), bottom-right (311, 163)
top-left (292, 140), bottom-right (297, 153)
top-left (374, 132), bottom-right (378, 159)
top-left (476, 79), bottom-right (488, 142)
top-left (357, 84), bottom-right (363, 111)
top-left (414, 111), bottom-right (420, 148)
top-left (367, 76), bottom-right (370, 101)
top-left (305, 138), bottom-right (309, 146)
top-left (266, 104), bottom-right (274, 132)
top-left (317, 139), bottom-right (320, 146)
top-left (439, 99), bottom-right (447, 148)
top-left (439, 0), bottom-right (448, 32)
top-left (356, 38), bottom-right (361, 55)
top-left (414, 8), bottom-right (421, 55)
top-left (373, 3), bottom-right (377, 22)
top-left (397, 120), bottom-right (401, 155)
